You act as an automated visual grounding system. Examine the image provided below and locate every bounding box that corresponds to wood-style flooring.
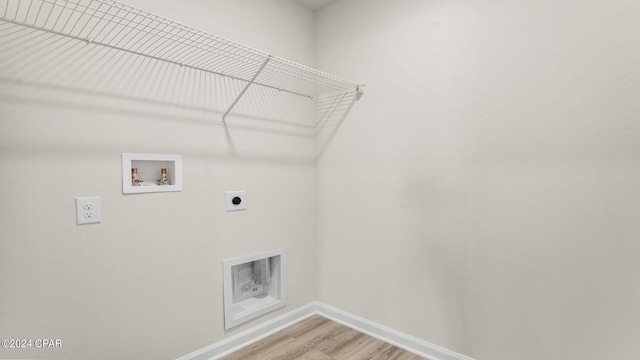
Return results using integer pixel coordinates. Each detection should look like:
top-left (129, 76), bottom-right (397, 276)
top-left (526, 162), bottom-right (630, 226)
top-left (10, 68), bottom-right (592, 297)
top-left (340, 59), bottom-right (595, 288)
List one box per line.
top-left (221, 315), bottom-right (424, 360)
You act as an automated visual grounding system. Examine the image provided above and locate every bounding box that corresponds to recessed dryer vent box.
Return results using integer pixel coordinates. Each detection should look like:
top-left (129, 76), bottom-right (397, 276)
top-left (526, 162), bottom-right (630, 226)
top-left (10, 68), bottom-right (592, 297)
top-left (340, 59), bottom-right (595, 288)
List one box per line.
top-left (122, 153), bottom-right (182, 194)
top-left (223, 248), bottom-right (287, 329)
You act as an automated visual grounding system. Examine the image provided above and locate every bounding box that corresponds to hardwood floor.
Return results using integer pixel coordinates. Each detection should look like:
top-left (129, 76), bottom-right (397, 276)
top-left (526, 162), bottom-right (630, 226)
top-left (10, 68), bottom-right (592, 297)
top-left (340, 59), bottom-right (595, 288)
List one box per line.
top-left (221, 315), bottom-right (424, 360)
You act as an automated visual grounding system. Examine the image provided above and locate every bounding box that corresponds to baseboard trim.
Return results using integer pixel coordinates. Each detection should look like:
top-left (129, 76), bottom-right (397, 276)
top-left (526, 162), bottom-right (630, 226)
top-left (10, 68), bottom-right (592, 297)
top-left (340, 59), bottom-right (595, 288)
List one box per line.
top-left (315, 302), bottom-right (474, 360)
top-left (176, 302), bottom-right (316, 360)
top-left (177, 301), bottom-right (473, 360)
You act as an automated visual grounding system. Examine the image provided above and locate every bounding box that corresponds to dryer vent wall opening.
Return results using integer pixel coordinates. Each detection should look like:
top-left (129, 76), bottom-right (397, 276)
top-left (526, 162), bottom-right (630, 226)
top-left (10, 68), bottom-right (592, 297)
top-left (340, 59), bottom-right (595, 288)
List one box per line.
top-left (223, 248), bottom-right (287, 329)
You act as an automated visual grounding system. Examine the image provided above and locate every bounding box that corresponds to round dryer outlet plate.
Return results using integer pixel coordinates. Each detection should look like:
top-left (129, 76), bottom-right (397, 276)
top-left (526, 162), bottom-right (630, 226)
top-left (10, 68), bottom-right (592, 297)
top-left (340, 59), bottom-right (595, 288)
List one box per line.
top-left (225, 190), bottom-right (246, 211)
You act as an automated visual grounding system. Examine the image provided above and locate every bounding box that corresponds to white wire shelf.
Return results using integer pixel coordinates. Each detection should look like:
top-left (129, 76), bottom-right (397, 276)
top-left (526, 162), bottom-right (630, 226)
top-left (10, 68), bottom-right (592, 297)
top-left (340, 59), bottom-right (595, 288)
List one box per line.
top-left (0, 0), bottom-right (363, 123)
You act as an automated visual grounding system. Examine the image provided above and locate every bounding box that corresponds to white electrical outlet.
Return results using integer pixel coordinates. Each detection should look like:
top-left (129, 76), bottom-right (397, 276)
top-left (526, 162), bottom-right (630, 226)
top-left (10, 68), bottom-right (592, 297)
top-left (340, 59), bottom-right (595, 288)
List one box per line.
top-left (226, 191), bottom-right (246, 211)
top-left (76, 196), bottom-right (101, 225)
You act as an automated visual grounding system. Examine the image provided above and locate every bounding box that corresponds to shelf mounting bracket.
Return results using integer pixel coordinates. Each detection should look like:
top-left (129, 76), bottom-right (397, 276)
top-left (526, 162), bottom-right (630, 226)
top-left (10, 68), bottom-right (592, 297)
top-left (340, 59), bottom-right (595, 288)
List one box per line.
top-left (222, 55), bottom-right (272, 123)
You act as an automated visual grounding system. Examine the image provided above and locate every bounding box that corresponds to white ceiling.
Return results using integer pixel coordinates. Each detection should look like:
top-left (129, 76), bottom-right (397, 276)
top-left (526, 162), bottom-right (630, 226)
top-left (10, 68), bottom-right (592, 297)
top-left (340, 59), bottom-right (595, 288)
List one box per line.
top-left (291, 0), bottom-right (339, 11)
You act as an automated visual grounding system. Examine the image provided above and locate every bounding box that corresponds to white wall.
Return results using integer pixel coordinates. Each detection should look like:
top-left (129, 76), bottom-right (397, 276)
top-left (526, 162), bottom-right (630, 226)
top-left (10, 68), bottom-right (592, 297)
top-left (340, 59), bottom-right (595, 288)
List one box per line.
top-left (0, 1), bottom-right (316, 359)
top-left (315, 1), bottom-right (640, 359)
top-left (3, 1), bottom-right (640, 359)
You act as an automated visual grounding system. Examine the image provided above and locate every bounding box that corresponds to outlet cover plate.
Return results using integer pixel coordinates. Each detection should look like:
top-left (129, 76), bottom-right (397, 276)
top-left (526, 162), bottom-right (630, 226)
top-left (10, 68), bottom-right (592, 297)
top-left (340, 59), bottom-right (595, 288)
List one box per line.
top-left (76, 196), bottom-right (102, 225)
top-left (226, 191), bottom-right (246, 212)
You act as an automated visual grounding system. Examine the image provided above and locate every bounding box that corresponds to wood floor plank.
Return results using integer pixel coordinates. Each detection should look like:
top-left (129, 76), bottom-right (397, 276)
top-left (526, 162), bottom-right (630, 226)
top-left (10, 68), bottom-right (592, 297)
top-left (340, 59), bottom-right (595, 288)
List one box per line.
top-left (269, 321), bottom-right (349, 360)
top-left (279, 315), bottom-right (332, 338)
top-left (297, 349), bottom-right (335, 360)
top-left (304, 326), bottom-right (363, 355)
top-left (367, 343), bottom-right (424, 360)
top-left (220, 315), bottom-right (425, 360)
top-left (221, 332), bottom-right (296, 360)
top-left (327, 333), bottom-right (391, 360)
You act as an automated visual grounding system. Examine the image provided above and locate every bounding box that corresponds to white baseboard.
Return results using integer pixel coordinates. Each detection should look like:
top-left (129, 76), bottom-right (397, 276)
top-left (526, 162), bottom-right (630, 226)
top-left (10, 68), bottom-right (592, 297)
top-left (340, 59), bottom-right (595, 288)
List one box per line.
top-left (176, 302), bottom-right (316, 360)
top-left (315, 302), bottom-right (474, 360)
top-left (177, 301), bottom-right (474, 360)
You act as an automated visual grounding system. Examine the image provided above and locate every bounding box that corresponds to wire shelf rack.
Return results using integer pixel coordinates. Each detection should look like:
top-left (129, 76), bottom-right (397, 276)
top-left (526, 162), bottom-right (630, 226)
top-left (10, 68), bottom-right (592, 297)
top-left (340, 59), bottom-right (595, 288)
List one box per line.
top-left (0, 0), bottom-right (363, 124)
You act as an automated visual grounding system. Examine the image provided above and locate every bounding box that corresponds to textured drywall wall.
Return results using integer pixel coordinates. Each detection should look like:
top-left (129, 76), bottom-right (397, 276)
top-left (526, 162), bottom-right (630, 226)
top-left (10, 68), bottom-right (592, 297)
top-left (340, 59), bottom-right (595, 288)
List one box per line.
top-left (315, 1), bottom-right (640, 359)
top-left (0, 1), bottom-right (316, 359)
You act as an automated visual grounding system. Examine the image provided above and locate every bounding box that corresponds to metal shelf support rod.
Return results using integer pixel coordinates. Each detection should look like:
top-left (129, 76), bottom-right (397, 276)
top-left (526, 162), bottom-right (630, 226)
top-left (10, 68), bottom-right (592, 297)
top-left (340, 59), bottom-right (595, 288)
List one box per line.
top-left (222, 55), bottom-right (271, 123)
